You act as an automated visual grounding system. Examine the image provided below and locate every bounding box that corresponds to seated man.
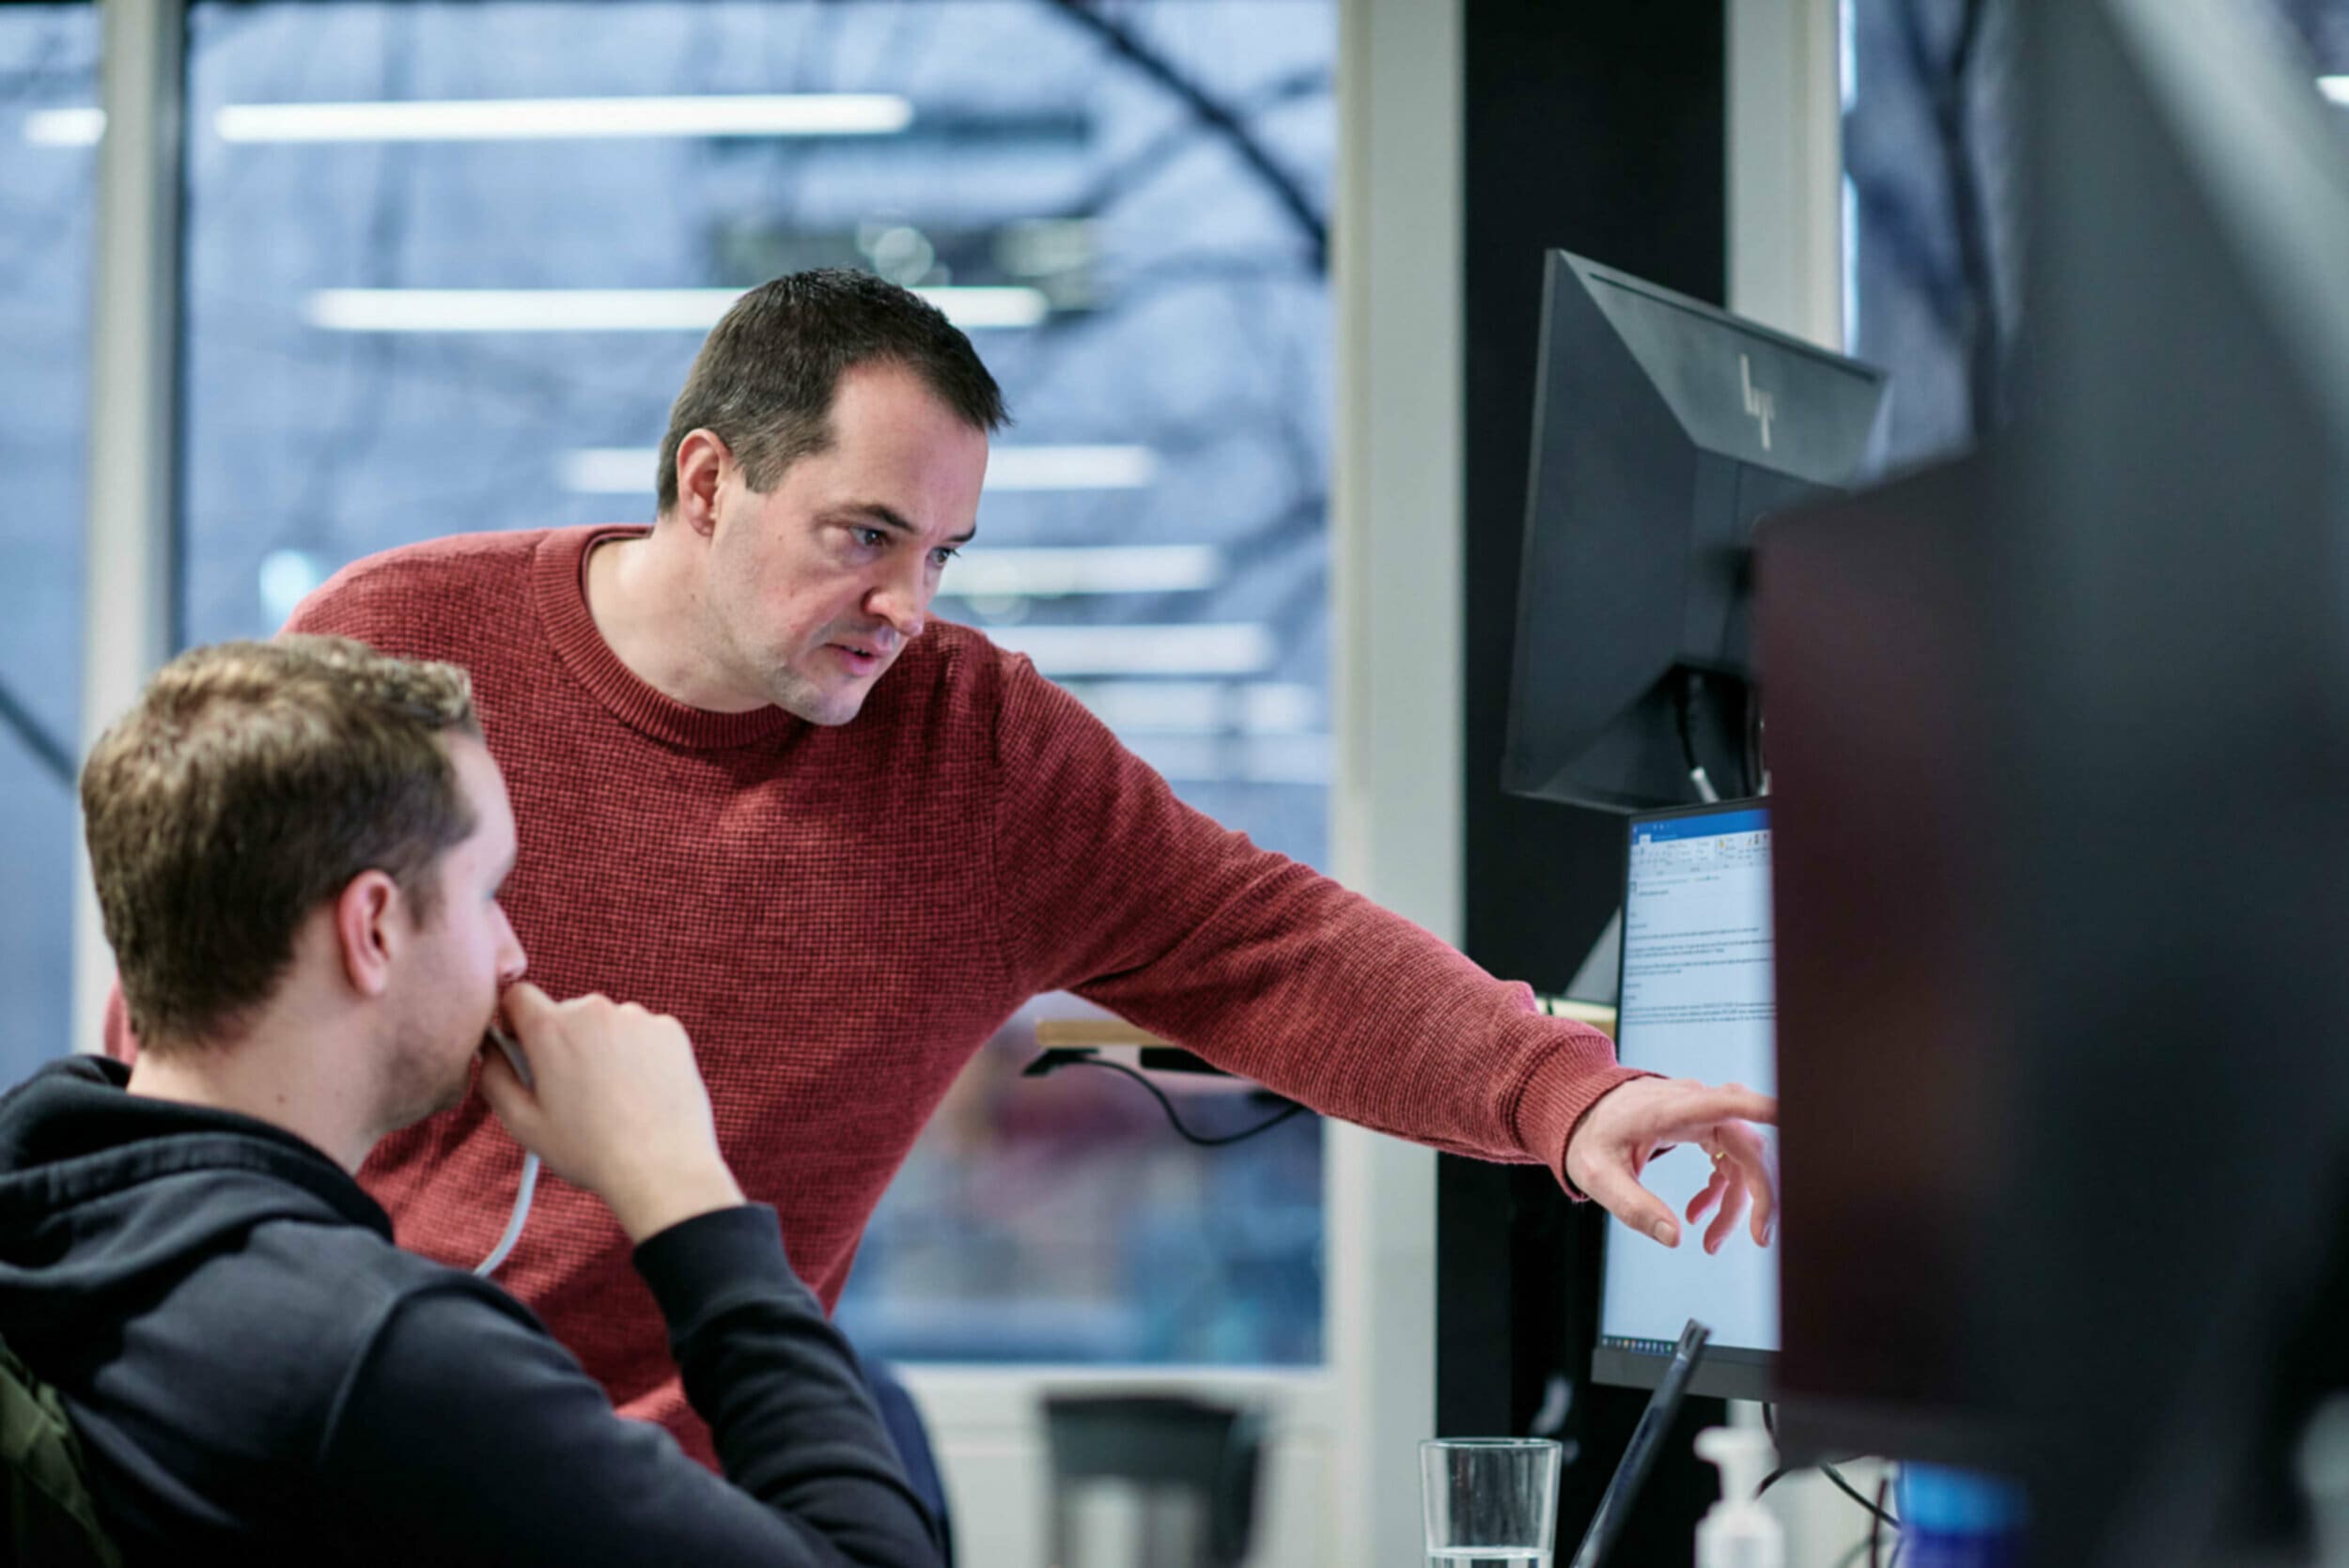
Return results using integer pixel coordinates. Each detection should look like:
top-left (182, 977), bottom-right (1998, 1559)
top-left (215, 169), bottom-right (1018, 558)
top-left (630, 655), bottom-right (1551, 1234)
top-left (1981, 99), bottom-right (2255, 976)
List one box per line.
top-left (0, 636), bottom-right (940, 1565)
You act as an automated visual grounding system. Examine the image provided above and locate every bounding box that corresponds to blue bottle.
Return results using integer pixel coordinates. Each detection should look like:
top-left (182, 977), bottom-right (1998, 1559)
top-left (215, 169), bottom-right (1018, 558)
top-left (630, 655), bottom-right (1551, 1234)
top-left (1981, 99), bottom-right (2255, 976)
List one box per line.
top-left (1895, 1465), bottom-right (2027, 1568)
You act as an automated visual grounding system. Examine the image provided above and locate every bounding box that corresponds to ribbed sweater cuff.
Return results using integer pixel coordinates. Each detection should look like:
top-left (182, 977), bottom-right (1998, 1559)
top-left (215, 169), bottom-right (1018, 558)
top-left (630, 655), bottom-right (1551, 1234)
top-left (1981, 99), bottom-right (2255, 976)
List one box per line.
top-left (632, 1203), bottom-right (801, 1327)
top-left (1514, 1046), bottom-right (1655, 1199)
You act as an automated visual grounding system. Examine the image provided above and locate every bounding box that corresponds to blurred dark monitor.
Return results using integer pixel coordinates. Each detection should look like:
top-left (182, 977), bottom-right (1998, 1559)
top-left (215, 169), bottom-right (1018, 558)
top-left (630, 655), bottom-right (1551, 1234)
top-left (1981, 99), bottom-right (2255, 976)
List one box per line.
top-left (1501, 251), bottom-right (1885, 813)
top-left (1758, 458), bottom-right (2004, 1469)
top-left (1762, 0), bottom-right (2349, 1561)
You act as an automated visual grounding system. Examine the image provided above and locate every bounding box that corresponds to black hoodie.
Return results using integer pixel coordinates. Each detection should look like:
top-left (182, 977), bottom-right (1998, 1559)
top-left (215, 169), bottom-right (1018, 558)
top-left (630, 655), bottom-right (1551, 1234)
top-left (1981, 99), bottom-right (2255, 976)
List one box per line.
top-left (0, 1057), bottom-right (940, 1566)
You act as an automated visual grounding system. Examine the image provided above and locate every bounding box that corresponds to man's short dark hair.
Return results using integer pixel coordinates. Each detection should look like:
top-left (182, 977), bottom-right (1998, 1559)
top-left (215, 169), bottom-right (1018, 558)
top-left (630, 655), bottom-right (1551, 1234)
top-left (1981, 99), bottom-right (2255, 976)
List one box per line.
top-left (655, 268), bottom-right (1009, 515)
top-left (82, 637), bottom-right (482, 1049)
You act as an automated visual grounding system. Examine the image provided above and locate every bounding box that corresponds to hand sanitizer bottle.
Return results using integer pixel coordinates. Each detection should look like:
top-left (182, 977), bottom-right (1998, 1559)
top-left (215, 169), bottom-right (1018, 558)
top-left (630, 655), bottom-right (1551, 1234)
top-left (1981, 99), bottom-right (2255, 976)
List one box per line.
top-left (1693, 1427), bottom-right (1784, 1568)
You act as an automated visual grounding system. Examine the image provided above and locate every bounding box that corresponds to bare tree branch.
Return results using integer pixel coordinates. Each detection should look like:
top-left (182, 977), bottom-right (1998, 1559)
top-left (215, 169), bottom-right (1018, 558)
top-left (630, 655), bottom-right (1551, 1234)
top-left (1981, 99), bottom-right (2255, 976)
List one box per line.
top-left (0, 677), bottom-right (71, 790)
top-left (1046, 0), bottom-right (1328, 273)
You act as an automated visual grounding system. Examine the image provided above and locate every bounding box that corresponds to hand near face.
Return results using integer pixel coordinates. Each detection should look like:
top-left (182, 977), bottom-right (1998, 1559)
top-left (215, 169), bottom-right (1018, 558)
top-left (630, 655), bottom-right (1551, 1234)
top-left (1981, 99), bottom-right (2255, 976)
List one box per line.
top-left (1563, 1077), bottom-right (1777, 1252)
top-left (475, 981), bottom-right (744, 1243)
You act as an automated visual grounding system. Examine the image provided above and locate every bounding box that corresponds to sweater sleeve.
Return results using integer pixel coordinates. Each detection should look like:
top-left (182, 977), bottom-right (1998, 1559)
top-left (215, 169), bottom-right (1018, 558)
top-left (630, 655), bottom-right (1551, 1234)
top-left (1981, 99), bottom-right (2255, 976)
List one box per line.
top-left (319, 1206), bottom-right (941, 1567)
top-left (988, 656), bottom-right (1644, 1179)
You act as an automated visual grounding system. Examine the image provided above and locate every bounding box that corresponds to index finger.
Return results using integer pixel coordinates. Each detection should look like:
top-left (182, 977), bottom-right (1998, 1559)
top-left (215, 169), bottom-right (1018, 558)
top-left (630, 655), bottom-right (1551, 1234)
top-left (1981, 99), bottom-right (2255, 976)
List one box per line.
top-left (501, 980), bottom-right (554, 1030)
top-left (1714, 1119), bottom-right (1778, 1246)
top-left (1645, 1085), bottom-right (1777, 1138)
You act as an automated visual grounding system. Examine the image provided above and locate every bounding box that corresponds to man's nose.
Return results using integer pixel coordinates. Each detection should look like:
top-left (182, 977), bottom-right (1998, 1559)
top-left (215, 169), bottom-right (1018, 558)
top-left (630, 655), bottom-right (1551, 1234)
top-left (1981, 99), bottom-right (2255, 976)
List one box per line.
top-left (867, 561), bottom-right (929, 641)
top-left (496, 906), bottom-right (527, 986)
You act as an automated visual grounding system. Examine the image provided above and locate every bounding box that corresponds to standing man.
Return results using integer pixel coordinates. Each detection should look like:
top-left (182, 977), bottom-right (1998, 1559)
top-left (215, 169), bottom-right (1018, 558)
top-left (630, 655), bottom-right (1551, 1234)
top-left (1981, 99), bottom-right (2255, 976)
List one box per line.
top-left (122, 269), bottom-right (1773, 1461)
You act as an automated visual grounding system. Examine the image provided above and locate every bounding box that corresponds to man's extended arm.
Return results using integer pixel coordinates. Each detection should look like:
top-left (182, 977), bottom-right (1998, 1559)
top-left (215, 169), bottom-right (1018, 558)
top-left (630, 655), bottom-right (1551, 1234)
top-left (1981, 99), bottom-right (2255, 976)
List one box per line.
top-left (320, 1205), bottom-right (941, 1566)
top-left (988, 655), bottom-right (1774, 1244)
top-left (992, 656), bottom-right (1632, 1159)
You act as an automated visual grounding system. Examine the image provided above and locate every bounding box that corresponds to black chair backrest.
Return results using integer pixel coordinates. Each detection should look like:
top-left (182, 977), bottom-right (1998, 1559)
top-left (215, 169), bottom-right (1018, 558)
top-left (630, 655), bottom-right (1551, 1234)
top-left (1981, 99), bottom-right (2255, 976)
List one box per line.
top-left (1042, 1393), bottom-right (1262, 1568)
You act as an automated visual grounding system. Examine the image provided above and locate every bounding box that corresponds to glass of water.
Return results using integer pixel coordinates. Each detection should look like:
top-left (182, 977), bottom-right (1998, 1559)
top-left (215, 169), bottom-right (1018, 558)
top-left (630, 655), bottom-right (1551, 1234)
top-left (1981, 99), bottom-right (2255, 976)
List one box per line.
top-left (1421, 1437), bottom-right (1563, 1567)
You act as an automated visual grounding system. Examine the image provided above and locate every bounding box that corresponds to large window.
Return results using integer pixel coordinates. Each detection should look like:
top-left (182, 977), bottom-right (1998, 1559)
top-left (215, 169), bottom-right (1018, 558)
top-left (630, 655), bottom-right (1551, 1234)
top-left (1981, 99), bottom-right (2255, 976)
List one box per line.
top-left (181, 0), bottom-right (1332, 1365)
top-left (1843, 0), bottom-right (2348, 471)
top-left (0, 5), bottom-right (96, 1078)
top-left (1841, 0), bottom-right (2020, 472)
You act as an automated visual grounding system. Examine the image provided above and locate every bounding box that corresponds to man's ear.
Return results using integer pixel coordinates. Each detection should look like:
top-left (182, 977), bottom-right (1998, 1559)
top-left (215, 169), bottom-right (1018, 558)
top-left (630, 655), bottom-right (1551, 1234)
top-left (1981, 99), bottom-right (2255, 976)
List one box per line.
top-left (673, 428), bottom-right (732, 540)
top-left (332, 870), bottom-right (402, 999)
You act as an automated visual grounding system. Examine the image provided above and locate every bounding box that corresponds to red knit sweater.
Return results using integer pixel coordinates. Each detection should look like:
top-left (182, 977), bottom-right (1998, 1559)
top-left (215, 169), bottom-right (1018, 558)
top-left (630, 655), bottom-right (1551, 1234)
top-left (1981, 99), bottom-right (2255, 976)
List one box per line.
top-left (122, 525), bottom-right (1637, 1461)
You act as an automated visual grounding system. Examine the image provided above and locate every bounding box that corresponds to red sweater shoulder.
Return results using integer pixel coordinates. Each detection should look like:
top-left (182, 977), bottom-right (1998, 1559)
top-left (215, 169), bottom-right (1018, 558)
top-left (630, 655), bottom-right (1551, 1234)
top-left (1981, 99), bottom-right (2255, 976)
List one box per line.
top-left (286, 527), bottom-right (557, 660)
top-left (858, 617), bottom-right (1023, 725)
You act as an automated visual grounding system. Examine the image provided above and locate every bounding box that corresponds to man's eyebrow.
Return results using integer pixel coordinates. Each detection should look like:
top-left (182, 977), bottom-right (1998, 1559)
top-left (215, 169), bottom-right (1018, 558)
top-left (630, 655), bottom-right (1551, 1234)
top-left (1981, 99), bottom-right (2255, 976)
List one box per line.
top-left (840, 502), bottom-right (917, 536)
top-left (840, 502), bottom-right (976, 547)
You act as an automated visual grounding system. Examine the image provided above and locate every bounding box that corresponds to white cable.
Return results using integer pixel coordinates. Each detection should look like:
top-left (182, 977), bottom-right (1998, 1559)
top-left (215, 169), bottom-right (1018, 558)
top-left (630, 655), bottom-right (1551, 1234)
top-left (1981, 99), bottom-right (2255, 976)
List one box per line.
top-left (475, 1024), bottom-right (539, 1278)
top-left (475, 1151), bottom-right (540, 1277)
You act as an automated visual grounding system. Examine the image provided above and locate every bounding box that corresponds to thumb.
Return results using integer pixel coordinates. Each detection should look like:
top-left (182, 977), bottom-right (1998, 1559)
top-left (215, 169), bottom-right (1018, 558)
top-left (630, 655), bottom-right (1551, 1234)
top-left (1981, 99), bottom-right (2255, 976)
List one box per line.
top-left (476, 1044), bottom-right (540, 1140)
top-left (1579, 1157), bottom-right (1683, 1249)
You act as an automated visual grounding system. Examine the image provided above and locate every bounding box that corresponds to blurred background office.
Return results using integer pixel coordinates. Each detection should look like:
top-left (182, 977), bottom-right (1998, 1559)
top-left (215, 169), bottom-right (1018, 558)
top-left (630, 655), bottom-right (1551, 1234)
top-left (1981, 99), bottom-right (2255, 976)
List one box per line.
top-left (17, 0), bottom-right (2349, 1561)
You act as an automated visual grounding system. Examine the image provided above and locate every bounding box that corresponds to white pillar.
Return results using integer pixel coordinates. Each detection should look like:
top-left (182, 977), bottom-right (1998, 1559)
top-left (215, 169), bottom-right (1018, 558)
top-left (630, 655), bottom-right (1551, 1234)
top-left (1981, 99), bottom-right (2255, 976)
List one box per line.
top-left (1328, 0), bottom-right (1462, 1559)
top-left (75, 0), bottom-right (184, 1052)
top-left (1729, 0), bottom-right (1846, 349)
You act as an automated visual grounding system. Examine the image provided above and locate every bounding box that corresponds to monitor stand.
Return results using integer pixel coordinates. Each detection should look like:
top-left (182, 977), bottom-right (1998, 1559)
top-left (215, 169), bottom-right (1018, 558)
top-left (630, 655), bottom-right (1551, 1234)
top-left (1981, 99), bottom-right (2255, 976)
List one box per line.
top-left (1566, 908), bottom-right (1623, 1006)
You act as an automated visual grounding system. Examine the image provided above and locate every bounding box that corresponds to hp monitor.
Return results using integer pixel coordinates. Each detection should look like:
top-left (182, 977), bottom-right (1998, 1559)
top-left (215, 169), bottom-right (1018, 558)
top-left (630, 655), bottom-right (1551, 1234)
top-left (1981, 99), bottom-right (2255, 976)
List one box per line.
top-left (1501, 253), bottom-right (1886, 813)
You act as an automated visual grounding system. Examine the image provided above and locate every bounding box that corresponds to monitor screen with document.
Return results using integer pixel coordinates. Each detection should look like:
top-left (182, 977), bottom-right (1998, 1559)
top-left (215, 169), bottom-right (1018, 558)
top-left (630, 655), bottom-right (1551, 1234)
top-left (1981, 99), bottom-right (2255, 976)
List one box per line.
top-left (1592, 800), bottom-right (1778, 1404)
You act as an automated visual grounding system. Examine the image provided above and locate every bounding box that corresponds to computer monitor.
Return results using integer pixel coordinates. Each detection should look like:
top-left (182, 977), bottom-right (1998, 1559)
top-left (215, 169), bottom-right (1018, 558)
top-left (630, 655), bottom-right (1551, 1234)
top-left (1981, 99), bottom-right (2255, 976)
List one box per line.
top-left (1592, 800), bottom-right (1778, 1404)
top-left (1763, 0), bottom-right (2349, 1559)
top-left (1501, 252), bottom-right (1887, 813)
top-left (1758, 458), bottom-right (1999, 1469)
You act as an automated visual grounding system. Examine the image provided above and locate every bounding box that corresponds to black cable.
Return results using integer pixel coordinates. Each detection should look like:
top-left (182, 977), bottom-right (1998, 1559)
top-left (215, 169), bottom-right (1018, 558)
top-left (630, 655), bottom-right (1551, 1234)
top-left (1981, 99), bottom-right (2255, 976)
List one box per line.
top-left (1674, 670), bottom-right (1714, 796)
top-left (1827, 1480), bottom-right (1900, 1568)
top-left (1822, 1462), bottom-right (1901, 1530)
top-left (1039, 1055), bottom-right (1310, 1147)
top-left (1674, 670), bottom-right (1700, 771)
top-left (1870, 1473), bottom-right (1891, 1568)
top-left (1757, 1408), bottom-right (1901, 1530)
top-left (1743, 686), bottom-right (1764, 798)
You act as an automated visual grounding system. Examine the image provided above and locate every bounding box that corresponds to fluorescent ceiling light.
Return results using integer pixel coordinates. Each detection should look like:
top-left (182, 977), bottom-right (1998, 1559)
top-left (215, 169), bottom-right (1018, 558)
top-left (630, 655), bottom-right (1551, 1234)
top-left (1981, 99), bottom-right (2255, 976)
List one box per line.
top-left (1231, 733), bottom-right (1330, 785)
top-left (1127, 734), bottom-right (1330, 786)
top-left (987, 445), bottom-right (1159, 491)
top-left (559, 449), bottom-right (659, 494)
top-left (23, 108), bottom-right (101, 147)
top-left (257, 550), bottom-right (330, 628)
top-left (217, 94), bottom-right (911, 143)
top-left (2323, 77), bottom-right (2349, 102)
top-left (306, 285), bottom-right (1047, 333)
top-left (31, 95), bottom-right (912, 148)
top-left (560, 444), bottom-right (1159, 499)
top-left (949, 547), bottom-right (1215, 598)
top-left (1063, 680), bottom-right (1318, 735)
top-left (983, 624), bottom-right (1273, 676)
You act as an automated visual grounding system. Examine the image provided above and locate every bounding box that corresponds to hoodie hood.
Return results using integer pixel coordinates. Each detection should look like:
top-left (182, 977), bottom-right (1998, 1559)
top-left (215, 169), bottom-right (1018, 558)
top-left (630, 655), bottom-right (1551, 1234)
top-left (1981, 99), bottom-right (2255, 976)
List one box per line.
top-left (0, 1057), bottom-right (389, 1331)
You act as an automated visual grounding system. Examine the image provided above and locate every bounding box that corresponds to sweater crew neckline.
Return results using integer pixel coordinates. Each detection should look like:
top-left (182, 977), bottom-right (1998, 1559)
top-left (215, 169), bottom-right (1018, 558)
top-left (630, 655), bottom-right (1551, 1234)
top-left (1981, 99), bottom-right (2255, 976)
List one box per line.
top-left (532, 526), bottom-right (802, 752)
